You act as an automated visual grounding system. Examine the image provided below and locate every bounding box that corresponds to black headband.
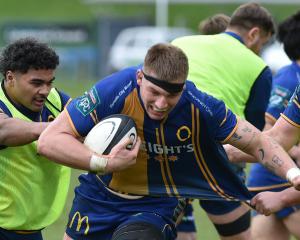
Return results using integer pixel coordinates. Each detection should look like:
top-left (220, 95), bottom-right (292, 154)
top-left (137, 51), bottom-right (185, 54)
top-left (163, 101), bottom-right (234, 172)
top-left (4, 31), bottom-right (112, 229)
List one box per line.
top-left (142, 70), bottom-right (185, 94)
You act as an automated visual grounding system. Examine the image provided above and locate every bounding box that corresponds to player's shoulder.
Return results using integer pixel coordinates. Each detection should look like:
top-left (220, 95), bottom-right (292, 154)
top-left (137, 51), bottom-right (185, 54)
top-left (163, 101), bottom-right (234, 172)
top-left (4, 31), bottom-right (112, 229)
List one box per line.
top-left (184, 81), bottom-right (224, 115)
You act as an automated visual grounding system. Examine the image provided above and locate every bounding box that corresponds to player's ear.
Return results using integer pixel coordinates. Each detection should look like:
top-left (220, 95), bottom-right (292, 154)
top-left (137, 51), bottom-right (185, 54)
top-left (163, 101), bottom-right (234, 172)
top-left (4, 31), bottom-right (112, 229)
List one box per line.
top-left (248, 27), bottom-right (260, 43)
top-left (6, 71), bottom-right (15, 86)
top-left (136, 69), bottom-right (143, 86)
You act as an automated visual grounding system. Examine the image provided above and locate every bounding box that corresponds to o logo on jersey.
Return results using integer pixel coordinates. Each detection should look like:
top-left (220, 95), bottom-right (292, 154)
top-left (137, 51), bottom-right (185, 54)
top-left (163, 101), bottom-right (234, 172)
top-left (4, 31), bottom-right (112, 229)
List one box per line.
top-left (48, 115), bottom-right (55, 122)
top-left (176, 126), bottom-right (191, 142)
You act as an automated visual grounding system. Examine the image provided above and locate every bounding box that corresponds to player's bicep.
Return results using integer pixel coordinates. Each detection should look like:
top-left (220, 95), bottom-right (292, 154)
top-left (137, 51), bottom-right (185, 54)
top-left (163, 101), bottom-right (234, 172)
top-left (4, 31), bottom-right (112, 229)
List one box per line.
top-left (225, 118), bottom-right (261, 154)
top-left (43, 110), bottom-right (79, 139)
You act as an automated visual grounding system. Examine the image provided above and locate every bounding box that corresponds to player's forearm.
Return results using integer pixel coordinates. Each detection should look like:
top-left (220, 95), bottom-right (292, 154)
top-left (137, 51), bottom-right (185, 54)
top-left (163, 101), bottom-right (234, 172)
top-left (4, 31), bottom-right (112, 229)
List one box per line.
top-left (224, 144), bottom-right (257, 163)
top-left (254, 133), bottom-right (298, 180)
top-left (280, 187), bottom-right (300, 207)
top-left (38, 131), bottom-right (93, 171)
top-left (0, 117), bottom-right (48, 146)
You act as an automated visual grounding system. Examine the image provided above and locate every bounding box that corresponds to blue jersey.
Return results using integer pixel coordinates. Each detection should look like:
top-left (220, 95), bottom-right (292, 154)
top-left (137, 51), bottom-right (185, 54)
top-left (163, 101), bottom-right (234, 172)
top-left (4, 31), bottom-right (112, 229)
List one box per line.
top-left (266, 62), bottom-right (300, 121)
top-left (248, 62), bottom-right (300, 191)
top-left (282, 83), bottom-right (300, 126)
top-left (67, 66), bottom-right (253, 201)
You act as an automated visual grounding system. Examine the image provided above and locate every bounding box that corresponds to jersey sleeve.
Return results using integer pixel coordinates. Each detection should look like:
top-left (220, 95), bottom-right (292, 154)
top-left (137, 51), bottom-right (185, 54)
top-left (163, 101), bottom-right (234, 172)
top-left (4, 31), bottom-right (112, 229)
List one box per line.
top-left (281, 84), bottom-right (300, 126)
top-left (214, 104), bottom-right (238, 142)
top-left (203, 92), bottom-right (238, 142)
top-left (266, 66), bottom-right (298, 121)
top-left (66, 67), bottom-right (137, 137)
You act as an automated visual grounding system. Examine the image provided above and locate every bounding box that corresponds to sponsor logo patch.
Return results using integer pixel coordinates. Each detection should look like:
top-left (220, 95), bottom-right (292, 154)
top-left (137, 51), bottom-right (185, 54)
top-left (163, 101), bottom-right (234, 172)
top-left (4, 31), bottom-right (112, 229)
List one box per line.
top-left (76, 87), bottom-right (100, 116)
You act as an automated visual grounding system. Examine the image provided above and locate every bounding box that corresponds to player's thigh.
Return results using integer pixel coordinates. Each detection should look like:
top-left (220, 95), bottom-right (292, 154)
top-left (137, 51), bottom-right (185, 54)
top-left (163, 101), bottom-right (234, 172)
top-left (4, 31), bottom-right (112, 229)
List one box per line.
top-left (202, 201), bottom-right (249, 224)
top-left (200, 201), bottom-right (251, 239)
top-left (251, 214), bottom-right (289, 240)
top-left (283, 210), bottom-right (300, 238)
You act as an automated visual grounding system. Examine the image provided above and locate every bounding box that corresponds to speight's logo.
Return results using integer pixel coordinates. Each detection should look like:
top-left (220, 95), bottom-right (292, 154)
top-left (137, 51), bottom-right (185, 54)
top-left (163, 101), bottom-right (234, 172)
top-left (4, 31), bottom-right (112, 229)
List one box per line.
top-left (69, 211), bottom-right (90, 235)
top-left (176, 126), bottom-right (191, 142)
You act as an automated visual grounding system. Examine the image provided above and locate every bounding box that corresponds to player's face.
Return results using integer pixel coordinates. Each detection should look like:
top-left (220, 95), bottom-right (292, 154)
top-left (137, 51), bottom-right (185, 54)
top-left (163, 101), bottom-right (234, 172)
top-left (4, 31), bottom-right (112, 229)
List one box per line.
top-left (137, 71), bottom-right (183, 121)
top-left (5, 69), bottom-right (55, 112)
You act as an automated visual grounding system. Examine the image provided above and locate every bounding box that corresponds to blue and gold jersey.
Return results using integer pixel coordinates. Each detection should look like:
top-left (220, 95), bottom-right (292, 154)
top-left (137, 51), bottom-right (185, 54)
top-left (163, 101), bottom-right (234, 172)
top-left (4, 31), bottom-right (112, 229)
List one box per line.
top-left (266, 62), bottom-right (300, 122)
top-left (282, 83), bottom-right (300, 126)
top-left (67, 66), bottom-right (253, 201)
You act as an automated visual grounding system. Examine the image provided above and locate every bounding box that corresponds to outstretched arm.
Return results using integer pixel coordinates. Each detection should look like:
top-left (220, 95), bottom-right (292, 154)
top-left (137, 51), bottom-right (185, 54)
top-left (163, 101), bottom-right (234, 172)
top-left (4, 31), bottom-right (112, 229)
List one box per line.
top-left (251, 187), bottom-right (300, 215)
top-left (38, 110), bottom-right (141, 173)
top-left (225, 118), bottom-right (300, 189)
top-left (225, 116), bottom-right (300, 164)
top-left (0, 112), bottom-right (48, 146)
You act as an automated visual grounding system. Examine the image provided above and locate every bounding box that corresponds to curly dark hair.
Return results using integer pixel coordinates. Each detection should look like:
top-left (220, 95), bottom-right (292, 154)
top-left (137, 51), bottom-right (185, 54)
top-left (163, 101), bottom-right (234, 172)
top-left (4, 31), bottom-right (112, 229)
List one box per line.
top-left (277, 11), bottom-right (300, 61)
top-left (0, 38), bottom-right (59, 78)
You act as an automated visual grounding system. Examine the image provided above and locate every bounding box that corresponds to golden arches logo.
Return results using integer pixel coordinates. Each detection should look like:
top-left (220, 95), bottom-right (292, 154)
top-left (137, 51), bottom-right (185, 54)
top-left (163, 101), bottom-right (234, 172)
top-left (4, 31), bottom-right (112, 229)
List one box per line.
top-left (176, 126), bottom-right (191, 142)
top-left (69, 211), bottom-right (90, 235)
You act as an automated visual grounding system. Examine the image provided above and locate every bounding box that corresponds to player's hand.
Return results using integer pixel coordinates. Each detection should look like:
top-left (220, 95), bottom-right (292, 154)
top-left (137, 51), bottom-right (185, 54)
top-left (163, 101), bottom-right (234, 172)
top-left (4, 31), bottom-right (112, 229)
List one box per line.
top-left (250, 191), bottom-right (285, 216)
top-left (291, 175), bottom-right (300, 191)
top-left (105, 136), bottom-right (141, 172)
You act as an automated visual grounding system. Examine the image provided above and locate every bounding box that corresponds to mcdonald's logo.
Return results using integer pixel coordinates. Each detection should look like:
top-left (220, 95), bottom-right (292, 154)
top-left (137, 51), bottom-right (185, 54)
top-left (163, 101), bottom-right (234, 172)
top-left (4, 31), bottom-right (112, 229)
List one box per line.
top-left (69, 211), bottom-right (90, 235)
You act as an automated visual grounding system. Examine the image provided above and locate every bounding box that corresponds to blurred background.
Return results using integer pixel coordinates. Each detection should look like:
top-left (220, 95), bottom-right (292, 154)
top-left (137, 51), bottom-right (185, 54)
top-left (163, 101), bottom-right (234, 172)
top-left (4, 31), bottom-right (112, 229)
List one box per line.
top-left (0, 0), bottom-right (298, 239)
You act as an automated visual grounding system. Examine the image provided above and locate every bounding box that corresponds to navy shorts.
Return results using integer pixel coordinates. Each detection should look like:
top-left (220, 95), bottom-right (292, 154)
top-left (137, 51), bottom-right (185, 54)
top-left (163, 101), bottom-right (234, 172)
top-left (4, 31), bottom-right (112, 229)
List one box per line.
top-left (66, 174), bottom-right (179, 240)
top-left (0, 228), bottom-right (42, 240)
top-left (176, 201), bottom-right (196, 232)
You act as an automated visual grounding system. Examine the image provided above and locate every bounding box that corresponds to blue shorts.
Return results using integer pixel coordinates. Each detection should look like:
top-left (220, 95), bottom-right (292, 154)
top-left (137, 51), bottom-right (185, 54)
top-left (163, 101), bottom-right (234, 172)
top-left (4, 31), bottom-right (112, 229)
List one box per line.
top-left (176, 201), bottom-right (196, 232)
top-left (199, 163), bottom-right (245, 215)
top-left (0, 228), bottom-right (42, 240)
top-left (248, 163), bottom-right (300, 218)
top-left (66, 173), bottom-right (179, 240)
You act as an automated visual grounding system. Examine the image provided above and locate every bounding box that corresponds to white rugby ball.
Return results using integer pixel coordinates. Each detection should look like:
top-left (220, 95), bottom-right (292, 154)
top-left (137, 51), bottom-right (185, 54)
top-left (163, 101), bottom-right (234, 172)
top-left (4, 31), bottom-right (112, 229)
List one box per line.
top-left (84, 114), bottom-right (137, 155)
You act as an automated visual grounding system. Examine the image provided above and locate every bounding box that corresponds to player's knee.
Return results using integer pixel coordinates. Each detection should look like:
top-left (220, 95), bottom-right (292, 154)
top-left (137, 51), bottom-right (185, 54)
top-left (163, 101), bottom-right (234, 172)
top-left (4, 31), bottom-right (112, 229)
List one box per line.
top-left (213, 210), bottom-right (251, 237)
top-left (112, 222), bottom-right (164, 240)
top-left (63, 232), bottom-right (74, 240)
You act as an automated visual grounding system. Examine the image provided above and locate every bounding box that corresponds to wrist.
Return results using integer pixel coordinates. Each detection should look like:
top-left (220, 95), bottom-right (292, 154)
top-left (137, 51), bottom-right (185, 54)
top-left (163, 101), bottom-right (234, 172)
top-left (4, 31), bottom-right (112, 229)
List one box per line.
top-left (89, 154), bottom-right (108, 175)
top-left (286, 167), bottom-right (300, 183)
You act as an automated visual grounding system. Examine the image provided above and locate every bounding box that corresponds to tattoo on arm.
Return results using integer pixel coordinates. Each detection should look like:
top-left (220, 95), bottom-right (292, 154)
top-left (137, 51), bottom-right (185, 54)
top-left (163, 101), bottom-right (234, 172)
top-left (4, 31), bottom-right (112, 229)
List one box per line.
top-left (242, 125), bottom-right (252, 133)
top-left (272, 155), bottom-right (283, 167)
top-left (232, 132), bottom-right (242, 142)
top-left (258, 148), bottom-right (265, 161)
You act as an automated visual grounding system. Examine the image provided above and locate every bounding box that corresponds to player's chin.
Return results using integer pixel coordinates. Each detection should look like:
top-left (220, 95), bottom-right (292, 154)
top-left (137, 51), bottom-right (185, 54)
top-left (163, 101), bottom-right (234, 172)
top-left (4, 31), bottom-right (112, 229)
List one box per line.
top-left (148, 110), bottom-right (167, 120)
top-left (30, 104), bottom-right (44, 112)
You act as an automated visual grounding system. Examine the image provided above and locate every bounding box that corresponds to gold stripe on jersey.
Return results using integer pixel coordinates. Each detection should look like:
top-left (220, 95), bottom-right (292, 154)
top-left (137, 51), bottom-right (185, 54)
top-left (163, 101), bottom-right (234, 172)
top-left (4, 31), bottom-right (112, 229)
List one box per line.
top-left (65, 110), bottom-right (81, 137)
top-left (248, 182), bottom-right (291, 192)
top-left (293, 98), bottom-right (300, 109)
top-left (89, 110), bottom-right (98, 124)
top-left (159, 118), bottom-right (179, 196)
top-left (156, 127), bottom-right (172, 195)
top-left (192, 104), bottom-right (235, 200)
top-left (281, 113), bottom-right (300, 128)
top-left (109, 89), bottom-right (149, 194)
top-left (219, 108), bottom-right (228, 127)
top-left (221, 118), bottom-right (238, 144)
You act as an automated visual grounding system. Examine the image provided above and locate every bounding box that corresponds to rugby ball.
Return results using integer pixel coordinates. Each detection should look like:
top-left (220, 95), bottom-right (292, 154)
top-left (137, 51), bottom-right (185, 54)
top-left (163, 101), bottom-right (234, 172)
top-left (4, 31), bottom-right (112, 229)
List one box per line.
top-left (84, 114), bottom-right (137, 155)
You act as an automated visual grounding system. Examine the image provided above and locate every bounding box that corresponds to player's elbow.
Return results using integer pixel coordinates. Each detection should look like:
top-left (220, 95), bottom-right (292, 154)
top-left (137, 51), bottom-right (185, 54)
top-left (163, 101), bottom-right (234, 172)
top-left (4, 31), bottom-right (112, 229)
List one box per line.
top-left (37, 132), bottom-right (49, 157)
